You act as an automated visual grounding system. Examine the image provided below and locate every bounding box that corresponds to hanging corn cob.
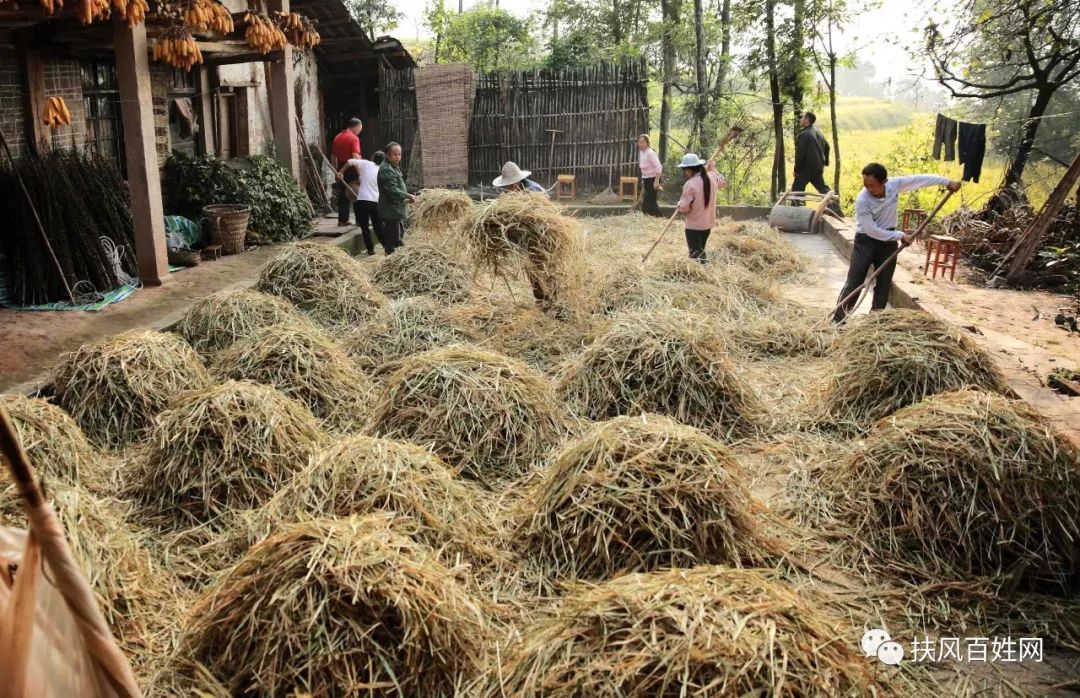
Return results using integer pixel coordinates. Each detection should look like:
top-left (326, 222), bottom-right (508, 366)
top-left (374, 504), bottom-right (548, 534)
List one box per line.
top-left (79, 0), bottom-right (110, 24)
top-left (152, 24), bottom-right (204, 72)
top-left (244, 10), bottom-right (288, 54)
top-left (39, 0), bottom-right (64, 17)
top-left (112, 0), bottom-right (147, 25)
top-left (182, 0), bottom-right (234, 34)
top-left (43, 97), bottom-right (72, 129)
top-left (274, 11), bottom-right (321, 50)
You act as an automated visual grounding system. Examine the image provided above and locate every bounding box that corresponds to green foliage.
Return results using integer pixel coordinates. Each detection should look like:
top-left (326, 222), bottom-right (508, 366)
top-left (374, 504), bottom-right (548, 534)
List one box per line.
top-left (544, 32), bottom-right (598, 70)
top-left (163, 153), bottom-right (312, 245)
top-left (440, 7), bottom-right (536, 72)
top-left (343, 0), bottom-right (402, 41)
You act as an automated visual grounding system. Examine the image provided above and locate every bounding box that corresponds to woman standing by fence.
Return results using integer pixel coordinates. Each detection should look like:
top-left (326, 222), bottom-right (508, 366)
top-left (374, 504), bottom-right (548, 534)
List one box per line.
top-left (637, 135), bottom-right (663, 217)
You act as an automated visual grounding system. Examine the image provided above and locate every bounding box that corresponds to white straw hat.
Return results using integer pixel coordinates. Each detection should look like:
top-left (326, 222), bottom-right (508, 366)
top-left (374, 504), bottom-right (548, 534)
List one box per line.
top-left (678, 153), bottom-right (707, 168)
top-left (492, 161), bottom-right (531, 187)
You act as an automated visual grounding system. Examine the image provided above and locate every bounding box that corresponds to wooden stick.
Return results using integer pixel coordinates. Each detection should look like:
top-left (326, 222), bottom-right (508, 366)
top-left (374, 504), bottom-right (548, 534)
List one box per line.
top-left (826, 188), bottom-right (954, 324)
top-left (0, 125), bottom-right (75, 304)
top-left (0, 405), bottom-right (142, 698)
top-left (640, 127), bottom-right (743, 266)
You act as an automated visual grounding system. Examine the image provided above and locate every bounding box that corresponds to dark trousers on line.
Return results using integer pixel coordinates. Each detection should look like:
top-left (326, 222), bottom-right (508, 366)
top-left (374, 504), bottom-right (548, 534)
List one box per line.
top-left (381, 218), bottom-right (404, 254)
top-left (641, 177), bottom-right (662, 217)
top-left (336, 170), bottom-right (359, 224)
top-left (353, 200), bottom-right (384, 254)
top-left (685, 228), bottom-right (710, 263)
top-left (833, 233), bottom-right (899, 323)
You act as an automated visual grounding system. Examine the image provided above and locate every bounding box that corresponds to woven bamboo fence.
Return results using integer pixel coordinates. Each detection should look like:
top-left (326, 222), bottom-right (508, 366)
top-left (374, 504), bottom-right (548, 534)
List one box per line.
top-left (378, 60), bottom-right (649, 193)
top-left (469, 60), bottom-right (649, 193)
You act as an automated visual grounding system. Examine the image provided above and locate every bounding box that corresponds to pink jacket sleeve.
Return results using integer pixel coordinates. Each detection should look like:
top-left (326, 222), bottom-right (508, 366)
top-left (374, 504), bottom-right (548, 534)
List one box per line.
top-left (677, 178), bottom-right (696, 214)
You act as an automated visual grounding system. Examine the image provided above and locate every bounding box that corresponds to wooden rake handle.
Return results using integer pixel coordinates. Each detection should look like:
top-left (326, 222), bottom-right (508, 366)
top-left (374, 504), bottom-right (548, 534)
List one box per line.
top-left (825, 188), bottom-right (955, 324)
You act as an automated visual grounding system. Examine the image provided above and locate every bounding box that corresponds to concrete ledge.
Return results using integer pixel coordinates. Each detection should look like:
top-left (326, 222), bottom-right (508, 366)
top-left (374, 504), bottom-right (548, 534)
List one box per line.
top-left (564, 204), bottom-right (773, 221)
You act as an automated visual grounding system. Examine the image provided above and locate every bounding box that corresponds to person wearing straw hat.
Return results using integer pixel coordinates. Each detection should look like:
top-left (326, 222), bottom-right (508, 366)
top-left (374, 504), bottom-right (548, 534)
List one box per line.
top-left (493, 161), bottom-right (546, 194)
top-left (832, 162), bottom-right (960, 323)
top-left (676, 152), bottom-right (726, 263)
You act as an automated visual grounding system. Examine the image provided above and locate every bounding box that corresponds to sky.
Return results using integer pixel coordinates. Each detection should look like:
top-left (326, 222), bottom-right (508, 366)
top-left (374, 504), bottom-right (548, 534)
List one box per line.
top-left (390, 0), bottom-right (936, 87)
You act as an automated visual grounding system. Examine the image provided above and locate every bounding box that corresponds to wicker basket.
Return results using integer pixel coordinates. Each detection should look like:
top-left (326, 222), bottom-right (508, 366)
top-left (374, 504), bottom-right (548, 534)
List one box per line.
top-left (167, 248), bottom-right (201, 267)
top-left (203, 204), bottom-right (251, 255)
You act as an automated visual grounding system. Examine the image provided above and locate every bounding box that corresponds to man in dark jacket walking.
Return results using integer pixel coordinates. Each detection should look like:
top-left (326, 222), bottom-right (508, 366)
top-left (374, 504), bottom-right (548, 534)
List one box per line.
top-left (793, 112), bottom-right (831, 197)
top-left (376, 142), bottom-right (415, 254)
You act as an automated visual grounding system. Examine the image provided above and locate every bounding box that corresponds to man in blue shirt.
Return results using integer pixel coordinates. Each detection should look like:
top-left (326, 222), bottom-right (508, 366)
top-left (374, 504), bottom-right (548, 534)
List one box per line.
top-left (833, 162), bottom-right (960, 323)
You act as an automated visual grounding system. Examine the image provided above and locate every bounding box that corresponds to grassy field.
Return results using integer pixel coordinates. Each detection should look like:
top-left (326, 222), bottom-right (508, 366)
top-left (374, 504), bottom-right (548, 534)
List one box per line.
top-left (650, 94), bottom-right (1060, 213)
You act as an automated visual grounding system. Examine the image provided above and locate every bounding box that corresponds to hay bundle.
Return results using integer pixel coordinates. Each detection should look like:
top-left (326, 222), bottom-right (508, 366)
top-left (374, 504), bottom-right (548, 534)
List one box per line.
top-left (711, 221), bottom-right (805, 276)
top-left (213, 323), bottom-right (374, 433)
top-left (132, 381), bottom-right (323, 527)
top-left (600, 263), bottom-right (775, 319)
top-left (0, 394), bottom-right (99, 488)
top-left (177, 515), bottom-right (488, 697)
top-left (450, 301), bottom-right (589, 374)
top-left (828, 389), bottom-right (1080, 590)
top-left (346, 297), bottom-right (476, 371)
top-left (370, 244), bottom-right (472, 301)
top-left (176, 289), bottom-right (306, 355)
top-left (462, 192), bottom-right (583, 305)
top-left (369, 346), bottom-right (566, 483)
top-left (52, 330), bottom-right (211, 448)
top-left (410, 188), bottom-right (474, 231)
top-left (256, 241), bottom-right (385, 328)
top-left (648, 257), bottom-right (718, 284)
top-left (258, 435), bottom-right (500, 564)
top-left (557, 311), bottom-right (765, 439)
top-left (722, 307), bottom-right (835, 357)
top-left (480, 566), bottom-right (879, 697)
top-left (822, 309), bottom-right (1011, 425)
top-left (515, 415), bottom-right (765, 580)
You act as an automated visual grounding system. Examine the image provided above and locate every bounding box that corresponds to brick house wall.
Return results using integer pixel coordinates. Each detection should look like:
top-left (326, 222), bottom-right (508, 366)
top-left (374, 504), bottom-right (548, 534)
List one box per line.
top-left (0, 48), bottom-right (27, 159)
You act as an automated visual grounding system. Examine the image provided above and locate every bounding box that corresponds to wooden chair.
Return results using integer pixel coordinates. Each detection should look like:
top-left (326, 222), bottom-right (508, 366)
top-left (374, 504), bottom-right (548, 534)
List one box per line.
top-left (619, 176), bottom-right (638, 202)
top-left (902, 208), bottom-right (928, 232)
top-left (556, 174), bottom-right (576, 201)
top-left (923, 235), bottom-right (960, 280)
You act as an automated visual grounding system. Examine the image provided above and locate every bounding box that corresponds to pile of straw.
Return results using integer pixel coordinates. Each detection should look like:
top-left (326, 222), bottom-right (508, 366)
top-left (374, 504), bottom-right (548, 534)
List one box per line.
top-left (821, 309), bottom-right (1011, 425)
top-left (371, 244), bottom-right (472, 301)
top-left (711, 221), bottom-right (805, 276)
top-left (451, 301), bottom-right (589, 374)
top-left (132, 380), bottom-right (323, 527)
top-left (479, 566), bottom-right (879, 697)
top-left (1, 394), bottom-right (100, 489)
top-left (52, 330), bottom-right (211, 448)
top-left (410, 188), bottom-right (474, 231)
top-left (722, 307), bottom-right (835, 357)
top-left (176, 289), bottom-right (305, 355)
top-left (599, 263), bottom-right (775, 319)
top-left (176, 515), bottom-right (488, 696)
top-left (369, 346), bottom-right (566, 483)
top-left (557, 311), bottom-right (765, 439)
top-left (346, 297), bottom-right (476, 372)
top-left (515, 415), bottom-right (765, 580)
top-left (257, 435), bottom-right (500, 565)
top-left (461, 192), bottom-right (584, 306)
top-left (256, 241), bottom-right (385, 328)
top-left (213, 323), bottom-right (374, 433)
top-left (827, 389), bottom-right (1080, 590)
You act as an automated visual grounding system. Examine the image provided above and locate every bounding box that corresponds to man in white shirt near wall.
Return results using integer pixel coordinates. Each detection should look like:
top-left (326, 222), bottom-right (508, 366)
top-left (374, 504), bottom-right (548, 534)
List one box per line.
top-left (833, 162), bottom-right (961, 323)
top-left (340, 151), bottom-right (388, 255)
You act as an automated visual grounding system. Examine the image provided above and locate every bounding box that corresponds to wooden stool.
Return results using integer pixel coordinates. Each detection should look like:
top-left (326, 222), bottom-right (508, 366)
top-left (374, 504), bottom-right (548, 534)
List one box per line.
top-left (556, 174), bottom-right (576, 200)
top-left (619, 176), bottom-right (638, 202)
top-left (923, 235), bottom-right (960, 280)
top-left (901, 208), bottom-right (927, 232)
top-left (201, 244), bottom-right (222, 261)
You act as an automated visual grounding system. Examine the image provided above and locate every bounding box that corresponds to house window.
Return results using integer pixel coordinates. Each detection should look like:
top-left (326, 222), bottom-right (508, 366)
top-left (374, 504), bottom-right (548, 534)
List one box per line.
top-left (168, 68), bottom-right (198, 157)
top-left (81, 59), bottom-right (124, 172)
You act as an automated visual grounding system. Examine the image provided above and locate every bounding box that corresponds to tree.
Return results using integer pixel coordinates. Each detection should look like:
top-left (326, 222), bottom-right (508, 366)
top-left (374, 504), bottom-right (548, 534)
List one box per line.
top-left (658, 0), bottom-right (681, 163)
top-left (784, 0), bottom-right (810, 140)
top-left (692, 0), bottom-right (708, 150)
top-left (441, 7), bottom-right (536, 72)
top-left (344, 0), bottom-right (403, 41)
top-left (424, 0), bottom-right (450, 63)
top-left (809, 0), bottom-right (855, 194)
top-left (924, 0), bottom-right (1080, 195)
top-left (545, 32), bottom-right (598, 70)
top-left (765, 0), bottom-right (786, 198)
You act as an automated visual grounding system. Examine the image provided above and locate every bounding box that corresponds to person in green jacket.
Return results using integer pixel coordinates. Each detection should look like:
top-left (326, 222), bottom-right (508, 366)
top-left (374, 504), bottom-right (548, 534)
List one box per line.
top-left (376, 142), bottom-right (415, 254)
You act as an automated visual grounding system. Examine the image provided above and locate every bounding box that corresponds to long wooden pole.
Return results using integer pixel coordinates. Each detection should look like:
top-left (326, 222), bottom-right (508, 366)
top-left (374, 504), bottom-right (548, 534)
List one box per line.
top-left (826, 188), bottom-right (954, 323)
top-left (640, 128), bottom-right (741, 266)
top-left (0, 125), bottom-right (75, 304)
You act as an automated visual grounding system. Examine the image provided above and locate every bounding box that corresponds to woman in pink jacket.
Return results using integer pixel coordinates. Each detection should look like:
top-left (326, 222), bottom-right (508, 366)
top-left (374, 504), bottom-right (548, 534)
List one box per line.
top-left (676, 152), bottom-right (726, 262)
top-left (636, 134), bottom-right (663, 217)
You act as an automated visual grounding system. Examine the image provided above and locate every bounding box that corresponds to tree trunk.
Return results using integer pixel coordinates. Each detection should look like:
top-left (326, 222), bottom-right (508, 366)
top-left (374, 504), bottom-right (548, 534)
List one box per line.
top-left (659, 0), bottom-right (679, 164)
top-left (693, 0), bottom-right (708, 151)
top-left (790, 0), bottom-right (806, 141)
top-left (718, 0), bottom-right (732, 90)
top-left (458, 0), bottom-right (462, 12)
top-left (766, 0), bottom-right (785, 198)
top-left (1005, 149), bottom-right (1080, 283)
top-left (829, 49), bottom-right (840, 193)
top-left (1003, 84), bottom-right (1054, 188)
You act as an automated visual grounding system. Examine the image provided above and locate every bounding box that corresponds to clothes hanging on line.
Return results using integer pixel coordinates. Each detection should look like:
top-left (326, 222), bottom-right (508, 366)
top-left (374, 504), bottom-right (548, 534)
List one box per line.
top-left (958, 122), bottom-right (986, 183)
top-left (933, 113), bottom-right (957, 161)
